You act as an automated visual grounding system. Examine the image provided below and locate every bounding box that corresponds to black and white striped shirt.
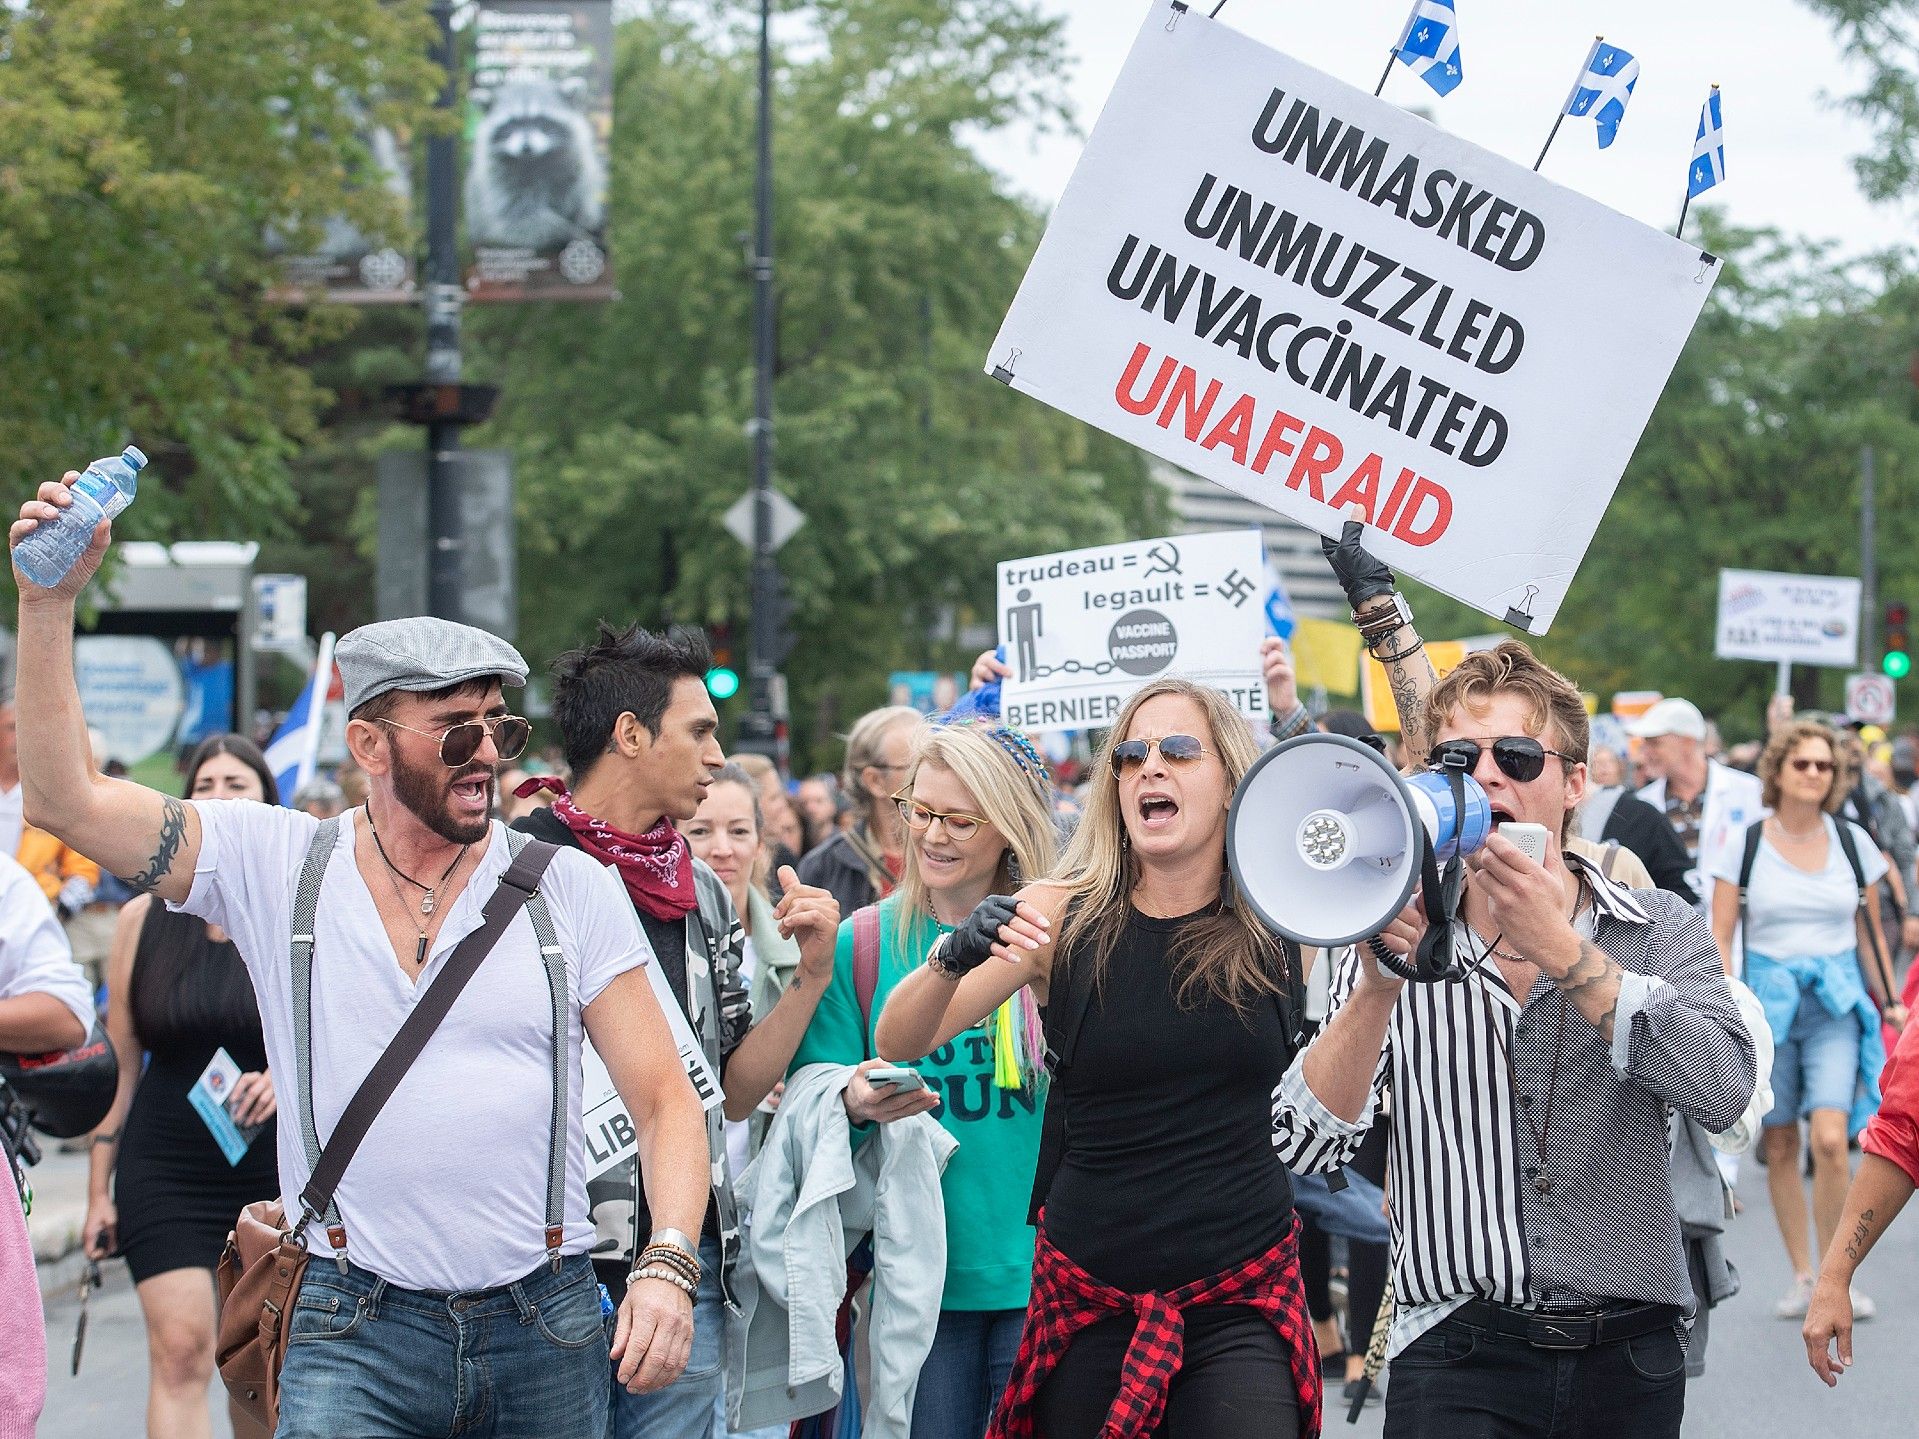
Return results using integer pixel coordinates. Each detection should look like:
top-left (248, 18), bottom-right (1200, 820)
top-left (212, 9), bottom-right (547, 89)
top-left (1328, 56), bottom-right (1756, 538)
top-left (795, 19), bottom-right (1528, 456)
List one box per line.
top-left (1271, 852), bottom-right (1756, 1354)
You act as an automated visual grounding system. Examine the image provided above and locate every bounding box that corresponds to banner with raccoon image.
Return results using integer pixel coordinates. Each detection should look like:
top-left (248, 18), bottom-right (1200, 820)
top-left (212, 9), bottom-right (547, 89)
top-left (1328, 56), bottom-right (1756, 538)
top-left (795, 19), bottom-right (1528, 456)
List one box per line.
top-left (465, 0), bottom-right (615, 301)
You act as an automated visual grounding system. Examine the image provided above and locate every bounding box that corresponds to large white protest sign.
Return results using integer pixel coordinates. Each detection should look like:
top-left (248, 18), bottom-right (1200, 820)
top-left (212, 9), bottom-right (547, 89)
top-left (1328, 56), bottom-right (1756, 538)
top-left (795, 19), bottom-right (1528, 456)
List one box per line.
top-left (984, 2), bottom-right (1715, 635)
top-left (580, 920), bottom-right (725, 1183)
top-left (998, 529), bottom-right (1267, 732)
top-left (1715, 569), bottom-right (1861, 669)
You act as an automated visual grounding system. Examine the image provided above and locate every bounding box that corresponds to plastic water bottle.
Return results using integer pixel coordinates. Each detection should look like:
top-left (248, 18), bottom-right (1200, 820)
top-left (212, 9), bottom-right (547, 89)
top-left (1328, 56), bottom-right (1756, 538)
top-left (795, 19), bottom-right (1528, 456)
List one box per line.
top-left (13, 446), bottom-right (146, 589)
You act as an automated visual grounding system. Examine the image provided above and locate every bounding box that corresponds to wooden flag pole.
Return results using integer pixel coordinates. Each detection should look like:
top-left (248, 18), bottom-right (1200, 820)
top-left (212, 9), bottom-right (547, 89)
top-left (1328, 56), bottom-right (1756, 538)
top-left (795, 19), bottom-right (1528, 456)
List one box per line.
top-left (1535, 35), bottom-right (1603, 171)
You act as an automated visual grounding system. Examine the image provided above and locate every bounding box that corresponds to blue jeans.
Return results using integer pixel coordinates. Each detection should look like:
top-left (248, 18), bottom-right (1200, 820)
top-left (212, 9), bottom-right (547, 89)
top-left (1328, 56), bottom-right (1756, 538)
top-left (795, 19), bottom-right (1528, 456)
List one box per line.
top-left (607, 1235), bottom-right (724, 1439)
top-left (1765, 990), bottom-right (1863, 1125)
top-left (911, 1308), bottom-right (1025, 1439)
top-left (276, 1253), bottom-right (610, 1439)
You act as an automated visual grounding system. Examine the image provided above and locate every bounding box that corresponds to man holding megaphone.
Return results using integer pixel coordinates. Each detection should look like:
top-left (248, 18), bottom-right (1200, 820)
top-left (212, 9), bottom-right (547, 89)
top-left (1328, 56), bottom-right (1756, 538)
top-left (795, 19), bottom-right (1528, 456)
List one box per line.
top-left (1267, 523), bottom-right (1757, 1439)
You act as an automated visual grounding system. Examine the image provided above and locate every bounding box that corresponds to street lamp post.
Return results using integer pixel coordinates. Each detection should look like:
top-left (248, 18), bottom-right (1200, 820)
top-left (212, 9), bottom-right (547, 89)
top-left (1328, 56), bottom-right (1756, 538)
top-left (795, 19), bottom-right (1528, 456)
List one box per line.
top-left (423, 0), bottom-right (465, 621)
top-left (743, 0), bottom-right (787, 765)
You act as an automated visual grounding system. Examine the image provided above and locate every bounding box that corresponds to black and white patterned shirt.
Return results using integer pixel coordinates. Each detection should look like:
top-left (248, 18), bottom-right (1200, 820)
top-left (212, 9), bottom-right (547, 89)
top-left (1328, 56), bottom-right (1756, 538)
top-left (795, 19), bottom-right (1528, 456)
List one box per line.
top-left (1271, 851), bottom-right (1756, 1354)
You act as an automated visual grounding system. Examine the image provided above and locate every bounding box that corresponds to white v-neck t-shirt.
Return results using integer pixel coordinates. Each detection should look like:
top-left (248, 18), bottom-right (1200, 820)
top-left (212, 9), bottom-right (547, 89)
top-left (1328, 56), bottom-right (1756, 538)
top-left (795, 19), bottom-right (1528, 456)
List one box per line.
top-left (172, 801), bottom-right (651, 1292)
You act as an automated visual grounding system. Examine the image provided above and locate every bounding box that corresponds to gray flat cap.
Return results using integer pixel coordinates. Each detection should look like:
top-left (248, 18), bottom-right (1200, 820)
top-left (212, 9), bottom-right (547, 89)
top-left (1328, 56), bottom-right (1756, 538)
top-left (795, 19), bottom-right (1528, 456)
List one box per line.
top-left (335, 618), bottom-right (529, 715)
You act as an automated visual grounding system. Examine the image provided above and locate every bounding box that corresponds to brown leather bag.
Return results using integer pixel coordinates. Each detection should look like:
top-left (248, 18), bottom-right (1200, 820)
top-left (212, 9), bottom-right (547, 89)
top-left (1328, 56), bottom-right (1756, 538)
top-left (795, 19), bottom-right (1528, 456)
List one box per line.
top-left (216, 1212), bottom-right (307, 1422)
top-left (214, 829), bottom-right (558, 1430)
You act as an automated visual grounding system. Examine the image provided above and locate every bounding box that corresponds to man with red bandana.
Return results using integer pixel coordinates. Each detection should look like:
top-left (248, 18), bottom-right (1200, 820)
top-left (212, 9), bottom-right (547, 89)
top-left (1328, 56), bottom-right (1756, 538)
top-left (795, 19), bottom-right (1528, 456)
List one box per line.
top-left (514, 621), bottom-right (842, 1439)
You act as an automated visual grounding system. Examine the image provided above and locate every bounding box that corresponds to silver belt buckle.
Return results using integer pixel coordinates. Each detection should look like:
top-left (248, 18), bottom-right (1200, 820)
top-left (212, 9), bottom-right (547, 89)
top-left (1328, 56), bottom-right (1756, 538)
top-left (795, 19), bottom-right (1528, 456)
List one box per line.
top-left (1526, 1313), bottom-right (1596, 1350)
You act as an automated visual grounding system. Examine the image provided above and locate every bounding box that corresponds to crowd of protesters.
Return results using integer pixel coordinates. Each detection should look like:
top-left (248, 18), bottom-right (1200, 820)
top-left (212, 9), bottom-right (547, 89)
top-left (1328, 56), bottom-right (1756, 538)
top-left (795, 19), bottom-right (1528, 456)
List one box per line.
top-left (2, 482), bottom-right (1917, 1439)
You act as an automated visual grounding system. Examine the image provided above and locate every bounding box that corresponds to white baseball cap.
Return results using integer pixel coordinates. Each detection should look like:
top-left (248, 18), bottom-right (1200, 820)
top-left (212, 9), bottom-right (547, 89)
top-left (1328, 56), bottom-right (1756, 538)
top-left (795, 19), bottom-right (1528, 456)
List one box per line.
top-left (1626, 697), bottom-right (1707, 741)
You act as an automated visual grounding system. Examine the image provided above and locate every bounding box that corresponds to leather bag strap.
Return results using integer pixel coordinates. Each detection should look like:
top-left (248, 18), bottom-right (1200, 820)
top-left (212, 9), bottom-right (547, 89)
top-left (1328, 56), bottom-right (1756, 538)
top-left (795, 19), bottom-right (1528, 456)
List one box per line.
top-left (295, 838), bottom-right (560, 1233)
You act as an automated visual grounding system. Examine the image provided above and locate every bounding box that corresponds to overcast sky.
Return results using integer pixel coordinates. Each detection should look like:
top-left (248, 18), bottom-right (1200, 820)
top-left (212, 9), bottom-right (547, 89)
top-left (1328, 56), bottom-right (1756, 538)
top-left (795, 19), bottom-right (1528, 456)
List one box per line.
top-left (971, 0), bottom-right (1915, 257)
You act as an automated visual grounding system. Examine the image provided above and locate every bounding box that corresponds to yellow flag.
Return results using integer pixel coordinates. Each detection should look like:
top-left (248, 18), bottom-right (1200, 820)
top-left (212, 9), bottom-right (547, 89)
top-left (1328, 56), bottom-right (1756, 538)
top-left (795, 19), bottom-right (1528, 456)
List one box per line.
top-left (1362, 640), bottom-right (1470, 733)
top-left (1290, 617), bottom-right (1365, 695)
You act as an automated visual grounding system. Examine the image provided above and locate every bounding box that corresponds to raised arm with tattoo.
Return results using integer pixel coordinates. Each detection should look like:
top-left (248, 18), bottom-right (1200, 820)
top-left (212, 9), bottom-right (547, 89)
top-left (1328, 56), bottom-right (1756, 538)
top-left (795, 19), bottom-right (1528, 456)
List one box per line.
top-left (1321, 513), bottom-right (1439, 760)
top-left (11, 480), bottom-right (202, 906)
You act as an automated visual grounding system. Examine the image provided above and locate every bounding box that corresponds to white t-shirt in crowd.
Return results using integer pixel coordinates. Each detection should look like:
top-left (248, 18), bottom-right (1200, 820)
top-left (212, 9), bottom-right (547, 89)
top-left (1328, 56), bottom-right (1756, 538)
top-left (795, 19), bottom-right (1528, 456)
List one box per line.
top-left (0, 852), bottom-right (93, 1040)
top-left (0, 784), bottom-right (23, 862)
top-left (1706, 816), bottom-right (1887, 960)
top-left (173, 801), bottom-right (650, 1292)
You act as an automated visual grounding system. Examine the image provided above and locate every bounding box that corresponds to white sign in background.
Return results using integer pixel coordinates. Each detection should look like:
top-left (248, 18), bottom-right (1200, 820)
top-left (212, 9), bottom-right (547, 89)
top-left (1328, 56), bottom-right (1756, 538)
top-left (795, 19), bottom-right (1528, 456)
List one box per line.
top-left (997, 529), bottom-right (1268, 732)
top-left (985, 2), bottom-right (1715, 635)
top-left (1846, 673), bottom-right (1896, 727)
top-left (75, 635), bottom-right (187, 765)
top-left (1714, 569), bottom-right (1861, 669)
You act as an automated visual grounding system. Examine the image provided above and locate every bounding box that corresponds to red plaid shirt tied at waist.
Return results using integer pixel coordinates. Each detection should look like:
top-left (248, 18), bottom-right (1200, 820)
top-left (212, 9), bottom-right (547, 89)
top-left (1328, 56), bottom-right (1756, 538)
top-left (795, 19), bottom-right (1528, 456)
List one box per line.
top-left (987, 1216), bottom-right (1322, 1439)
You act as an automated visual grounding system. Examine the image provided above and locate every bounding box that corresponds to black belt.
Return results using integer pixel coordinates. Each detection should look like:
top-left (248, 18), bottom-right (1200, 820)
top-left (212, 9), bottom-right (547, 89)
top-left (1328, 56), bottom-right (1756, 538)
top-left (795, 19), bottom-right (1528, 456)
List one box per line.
top-left (1451, 1299), bottom-right (1681, 1351)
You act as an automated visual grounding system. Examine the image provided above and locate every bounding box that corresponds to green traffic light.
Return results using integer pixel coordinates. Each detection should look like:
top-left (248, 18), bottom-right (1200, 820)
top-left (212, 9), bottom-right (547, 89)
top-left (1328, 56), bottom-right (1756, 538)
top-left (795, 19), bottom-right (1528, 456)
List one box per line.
top-left (1884, 651), bottom-right (1912, 680)
top-left (706, 666), bottom-right (741, 700)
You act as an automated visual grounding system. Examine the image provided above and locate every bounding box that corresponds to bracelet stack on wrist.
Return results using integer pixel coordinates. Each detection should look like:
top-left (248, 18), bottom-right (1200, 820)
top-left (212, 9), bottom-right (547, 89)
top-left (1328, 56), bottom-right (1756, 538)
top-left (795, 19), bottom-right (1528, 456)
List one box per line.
top-left (631, 1263), bottom-right (697, 1298)
top-left (1355, 593), bottom-right (1414, 656)
top-left (629, 1228), bottom-right (701, 1296)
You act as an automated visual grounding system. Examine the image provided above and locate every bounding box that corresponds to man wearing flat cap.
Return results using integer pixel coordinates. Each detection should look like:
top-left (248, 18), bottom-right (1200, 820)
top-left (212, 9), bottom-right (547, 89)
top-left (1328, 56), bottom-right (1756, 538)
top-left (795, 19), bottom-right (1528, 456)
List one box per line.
top-left (9, 476), bottom-right (709, 1438)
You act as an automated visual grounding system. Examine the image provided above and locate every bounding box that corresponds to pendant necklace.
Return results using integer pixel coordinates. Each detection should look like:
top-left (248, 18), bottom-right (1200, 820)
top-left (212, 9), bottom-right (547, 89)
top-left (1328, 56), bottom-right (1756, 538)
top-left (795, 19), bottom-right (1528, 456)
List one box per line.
top-left (366, 812), bottom-right (468, 968)
top-left (367, 810), bottom-right (468, 917)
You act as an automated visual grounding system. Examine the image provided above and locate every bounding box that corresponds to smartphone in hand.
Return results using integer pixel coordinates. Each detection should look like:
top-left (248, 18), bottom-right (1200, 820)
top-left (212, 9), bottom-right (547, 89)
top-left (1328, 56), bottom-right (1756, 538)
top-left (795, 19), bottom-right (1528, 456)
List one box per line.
top-left (866, 1065), bottom-right (927, 1093)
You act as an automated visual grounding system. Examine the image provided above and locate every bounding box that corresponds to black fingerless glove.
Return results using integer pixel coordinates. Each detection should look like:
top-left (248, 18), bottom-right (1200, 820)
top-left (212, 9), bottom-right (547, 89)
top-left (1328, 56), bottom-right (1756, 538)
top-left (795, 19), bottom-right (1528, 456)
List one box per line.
top-left (1321, 518), bottom-right (1397, 609)
top-left (934, 894), bottom-right (1020, 977)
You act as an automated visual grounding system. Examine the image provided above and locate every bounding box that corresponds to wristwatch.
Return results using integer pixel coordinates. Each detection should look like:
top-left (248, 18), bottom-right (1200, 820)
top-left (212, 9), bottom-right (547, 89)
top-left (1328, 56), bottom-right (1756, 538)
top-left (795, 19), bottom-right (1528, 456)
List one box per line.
top-left (1356, 592), bottom-right (1413, 648)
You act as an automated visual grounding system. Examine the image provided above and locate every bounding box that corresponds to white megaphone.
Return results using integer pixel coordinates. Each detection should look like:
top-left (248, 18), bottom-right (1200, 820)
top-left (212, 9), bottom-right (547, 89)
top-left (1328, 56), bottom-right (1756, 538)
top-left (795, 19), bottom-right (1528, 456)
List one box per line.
top-left (1226, 733), bottom-right (1493, 948)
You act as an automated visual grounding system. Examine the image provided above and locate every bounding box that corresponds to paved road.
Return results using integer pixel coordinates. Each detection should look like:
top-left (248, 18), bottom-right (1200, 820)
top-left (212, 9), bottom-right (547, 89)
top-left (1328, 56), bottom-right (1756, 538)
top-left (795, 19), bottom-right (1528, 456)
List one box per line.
top-left (36, 1154), bottom-right (1919, 1437)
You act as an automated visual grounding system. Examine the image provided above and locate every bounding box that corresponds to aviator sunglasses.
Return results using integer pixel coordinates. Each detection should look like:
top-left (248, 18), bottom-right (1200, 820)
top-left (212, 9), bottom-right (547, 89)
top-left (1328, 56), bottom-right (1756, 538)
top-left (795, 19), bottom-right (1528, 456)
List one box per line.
top-left (1426, 735), bottom-right (1574, 784)
top-left (1788, 757), bottom-right (1835, 775)
top-left (376, 714), bottom-right (532, 768)
top-left (1111, 734), bottom-right (1213, 775)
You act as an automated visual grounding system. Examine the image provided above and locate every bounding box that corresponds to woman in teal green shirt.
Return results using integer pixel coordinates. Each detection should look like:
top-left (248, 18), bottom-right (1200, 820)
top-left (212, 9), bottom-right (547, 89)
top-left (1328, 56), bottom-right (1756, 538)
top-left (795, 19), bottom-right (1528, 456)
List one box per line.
top-left (790, 721), bottom-right (1058, 1439)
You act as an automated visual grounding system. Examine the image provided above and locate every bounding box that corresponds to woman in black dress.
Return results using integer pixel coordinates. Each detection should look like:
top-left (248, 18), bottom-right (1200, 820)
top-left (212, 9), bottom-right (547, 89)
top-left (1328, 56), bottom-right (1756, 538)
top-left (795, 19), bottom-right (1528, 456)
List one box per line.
top-left (879, 679), bottom-right (1321, 1439)
top-left (84, 735), bottom-right (280, 1439)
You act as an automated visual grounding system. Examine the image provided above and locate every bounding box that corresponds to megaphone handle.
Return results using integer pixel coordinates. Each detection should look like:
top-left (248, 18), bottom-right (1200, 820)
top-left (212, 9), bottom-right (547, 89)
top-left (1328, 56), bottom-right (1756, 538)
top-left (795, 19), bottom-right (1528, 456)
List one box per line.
top-left (1412, 768), bottom-right (1471, 982)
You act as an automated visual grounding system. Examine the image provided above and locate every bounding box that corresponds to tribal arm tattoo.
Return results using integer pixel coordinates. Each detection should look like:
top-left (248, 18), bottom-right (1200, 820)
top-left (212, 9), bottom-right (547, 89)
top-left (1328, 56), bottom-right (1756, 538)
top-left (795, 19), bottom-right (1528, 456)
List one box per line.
top-left (117, 796), bottom-right (187, 895)
top-left (1553, 940), bottom-right (1624, 1044)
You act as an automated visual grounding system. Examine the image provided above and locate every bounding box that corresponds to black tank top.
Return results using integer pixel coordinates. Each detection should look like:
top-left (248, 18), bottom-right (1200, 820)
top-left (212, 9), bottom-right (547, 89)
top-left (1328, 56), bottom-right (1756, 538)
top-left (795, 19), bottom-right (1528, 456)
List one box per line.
top-left (1041, 907), bottom-right (1297, 1293)
top-left (130, 904), bottom-right (268, 1074)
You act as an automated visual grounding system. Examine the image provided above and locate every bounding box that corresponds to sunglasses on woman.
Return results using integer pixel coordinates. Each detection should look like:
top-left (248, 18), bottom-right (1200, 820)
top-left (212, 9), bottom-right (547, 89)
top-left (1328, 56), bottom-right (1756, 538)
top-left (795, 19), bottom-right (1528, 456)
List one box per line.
top-left (376, 714), bottom-right (532, 768)
top-left (1110, 734), bottom-right (1212, 775)
top-left (1788, 757), bottom-right (1835, 775)
top-left (895, 797), bottom-right (988, 841)
top-left (1426, 736), bottom-right (1574, 784)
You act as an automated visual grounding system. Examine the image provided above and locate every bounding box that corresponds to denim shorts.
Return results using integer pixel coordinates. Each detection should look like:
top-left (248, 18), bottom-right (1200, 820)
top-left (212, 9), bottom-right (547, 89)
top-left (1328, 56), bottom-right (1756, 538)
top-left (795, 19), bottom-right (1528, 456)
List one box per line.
top-left (1764, 991), bottom-right (1862, 1126)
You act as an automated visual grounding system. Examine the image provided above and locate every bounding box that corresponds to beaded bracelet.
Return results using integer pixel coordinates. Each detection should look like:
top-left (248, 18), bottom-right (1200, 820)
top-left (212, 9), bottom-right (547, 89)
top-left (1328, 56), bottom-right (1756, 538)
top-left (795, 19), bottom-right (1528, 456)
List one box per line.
top-left (628, 1264), bottom-right (697, 1299)
top-left (637, 1245), bottom-right (700, 1284)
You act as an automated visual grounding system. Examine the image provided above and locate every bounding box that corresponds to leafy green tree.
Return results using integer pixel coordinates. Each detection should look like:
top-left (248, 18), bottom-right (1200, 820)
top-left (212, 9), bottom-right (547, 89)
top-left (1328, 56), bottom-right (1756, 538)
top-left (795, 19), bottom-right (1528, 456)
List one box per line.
top-left (0, 0), bottom-right (437, 549)
top-left (1800, 1), bottom-right (1919, 201)
top-left (465, 0), bottom-right (1164, 766)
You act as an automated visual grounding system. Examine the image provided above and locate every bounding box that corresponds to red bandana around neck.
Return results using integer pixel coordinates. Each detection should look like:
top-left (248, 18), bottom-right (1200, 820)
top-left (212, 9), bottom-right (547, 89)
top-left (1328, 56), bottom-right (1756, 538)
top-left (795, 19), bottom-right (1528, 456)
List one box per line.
top-left (516, 777), bottom-right (696, 922)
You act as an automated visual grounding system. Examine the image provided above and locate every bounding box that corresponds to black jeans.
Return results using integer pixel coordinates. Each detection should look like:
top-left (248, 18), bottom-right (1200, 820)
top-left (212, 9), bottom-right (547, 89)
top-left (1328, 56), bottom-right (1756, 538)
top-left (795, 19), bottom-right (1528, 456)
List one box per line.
top-left (1035, 1305), bottom-right (1303, 1439)
top-left (1383, 1311), bottom-right (1686, 1439)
